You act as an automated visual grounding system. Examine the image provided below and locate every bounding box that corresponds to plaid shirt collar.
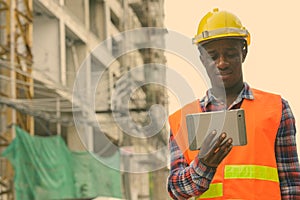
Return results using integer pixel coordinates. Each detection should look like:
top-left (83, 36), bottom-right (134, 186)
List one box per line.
top-left (201, 82), bottom-right (255, 110)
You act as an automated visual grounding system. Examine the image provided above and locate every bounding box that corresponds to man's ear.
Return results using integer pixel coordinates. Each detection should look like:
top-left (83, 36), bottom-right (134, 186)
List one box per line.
top-left (241, 41), bottom-right (248, 63)
top-left (242, 49), bottom-right (247, 62)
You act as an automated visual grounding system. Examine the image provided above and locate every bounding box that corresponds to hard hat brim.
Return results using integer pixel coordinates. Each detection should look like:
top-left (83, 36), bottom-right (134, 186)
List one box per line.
top-left (193, 27), bottom-right (250, 46)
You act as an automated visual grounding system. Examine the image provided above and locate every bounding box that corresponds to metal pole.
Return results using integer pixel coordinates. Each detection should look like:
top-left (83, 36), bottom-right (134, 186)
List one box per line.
top-left (56, 97), bottom-right (61, 135)
top-left (10, 0), bottom-right (16, 138)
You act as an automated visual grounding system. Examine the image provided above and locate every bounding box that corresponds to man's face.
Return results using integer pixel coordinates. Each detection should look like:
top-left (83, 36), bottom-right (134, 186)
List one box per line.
top-left (199, 39), bottom-right (245, 90)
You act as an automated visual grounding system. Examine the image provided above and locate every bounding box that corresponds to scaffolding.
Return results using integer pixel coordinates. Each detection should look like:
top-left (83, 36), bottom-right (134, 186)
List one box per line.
top-left (0, 0), bottom-right (169, 199)
top-left (0, 0), bottom-right (33, 198)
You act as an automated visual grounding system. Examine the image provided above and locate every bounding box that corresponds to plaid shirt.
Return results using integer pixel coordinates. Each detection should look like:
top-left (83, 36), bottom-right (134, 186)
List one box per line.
top-left (167, 83), bottom-right (300, 199)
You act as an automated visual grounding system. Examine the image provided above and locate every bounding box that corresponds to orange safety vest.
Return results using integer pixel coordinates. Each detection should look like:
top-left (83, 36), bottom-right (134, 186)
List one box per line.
top-left (169, 89), bottom-right (282, 199)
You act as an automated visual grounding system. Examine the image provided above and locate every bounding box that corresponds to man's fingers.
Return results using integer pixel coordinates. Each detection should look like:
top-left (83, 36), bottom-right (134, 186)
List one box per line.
top-left (212, 132), bottom-right (227, 152)
top-left (213, 141), bottom-right (232, 157)
top-left (198, 130), bottom-right (219, 158)
top-left (209, 144), bottom-right (233, 167)
top-left (200, 131), bottom-right (234, 168)
top-left (203, 130), bottom-right (218, 144)
top-left (217, 144), bottom-right (233, 162)
top-left (221, 138), bottom-right (233, 149)
top-left (217, 138), bottom-right (233, 156)
top-left (202, 134), bottom-right (233, 167)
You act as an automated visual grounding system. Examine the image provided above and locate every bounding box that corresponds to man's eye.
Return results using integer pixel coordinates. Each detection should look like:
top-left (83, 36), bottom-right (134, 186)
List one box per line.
top-left (226, 52), bottom-right (238, 58)
top-left (209, 54), bottom-right (218, 60)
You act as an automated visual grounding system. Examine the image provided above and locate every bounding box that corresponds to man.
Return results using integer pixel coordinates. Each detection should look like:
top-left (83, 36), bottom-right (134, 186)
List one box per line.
top-left (167, 8), bottom-right (300, 199)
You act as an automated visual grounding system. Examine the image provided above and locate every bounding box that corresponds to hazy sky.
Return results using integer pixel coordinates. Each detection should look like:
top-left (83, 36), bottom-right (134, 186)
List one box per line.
top-left (164, 0), bottom-right (300, 155)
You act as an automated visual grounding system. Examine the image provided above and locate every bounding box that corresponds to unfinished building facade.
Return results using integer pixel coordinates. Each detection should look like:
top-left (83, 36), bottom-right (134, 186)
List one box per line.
top-left (0, 0), bottom-right (168, 199)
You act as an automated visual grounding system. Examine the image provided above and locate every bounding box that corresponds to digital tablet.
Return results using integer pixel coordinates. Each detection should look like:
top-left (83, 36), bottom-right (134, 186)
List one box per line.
top-left (186, 109), bottom-right (247, 150)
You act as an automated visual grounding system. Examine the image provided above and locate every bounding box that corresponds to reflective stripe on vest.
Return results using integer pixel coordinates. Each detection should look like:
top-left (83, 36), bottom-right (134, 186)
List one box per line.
top-left (199, 183), bottom-right (222, 199)
top-left (224, 165), bottom-right (279, 182)
top-left (197, 164), bottom-right (279, 199)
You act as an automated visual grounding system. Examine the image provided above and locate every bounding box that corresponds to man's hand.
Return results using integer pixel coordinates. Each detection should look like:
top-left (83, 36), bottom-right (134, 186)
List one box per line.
top-left (199, 131), bottom-right (233, 168)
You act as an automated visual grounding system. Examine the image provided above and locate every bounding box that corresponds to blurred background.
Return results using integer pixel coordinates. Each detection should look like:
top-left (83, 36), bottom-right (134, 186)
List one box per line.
top-left (0, 0), bottom-right (299, 199)
top-left (0, 0), bottom-right (168, 199)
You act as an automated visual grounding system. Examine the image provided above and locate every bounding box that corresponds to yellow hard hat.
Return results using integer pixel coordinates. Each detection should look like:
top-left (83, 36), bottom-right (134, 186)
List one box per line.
top-left (193, 8), bottom-right (250, 46)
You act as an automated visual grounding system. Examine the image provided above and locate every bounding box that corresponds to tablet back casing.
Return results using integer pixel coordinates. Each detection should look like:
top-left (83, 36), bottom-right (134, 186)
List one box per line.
top-left (186, 109), bottom-right (247, 150)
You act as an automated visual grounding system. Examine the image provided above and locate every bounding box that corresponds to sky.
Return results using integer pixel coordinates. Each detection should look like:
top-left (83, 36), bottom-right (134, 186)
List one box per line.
top-left (164, 0), bottom-right (300, 155)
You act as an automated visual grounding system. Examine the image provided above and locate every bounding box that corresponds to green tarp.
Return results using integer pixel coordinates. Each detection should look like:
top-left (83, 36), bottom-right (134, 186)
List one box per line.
top-left (2, 126), bottom-right (122, 200)
top-left (72, 151), bottom-right (122, 198)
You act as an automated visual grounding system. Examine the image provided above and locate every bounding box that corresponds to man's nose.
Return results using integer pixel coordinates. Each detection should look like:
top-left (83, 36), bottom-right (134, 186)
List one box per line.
top-left (216, 55), bottom-right (228, 69)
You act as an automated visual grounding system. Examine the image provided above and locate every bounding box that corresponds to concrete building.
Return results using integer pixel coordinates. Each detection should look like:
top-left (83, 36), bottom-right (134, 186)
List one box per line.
top-left (0, 0), bottom-right (169, 199)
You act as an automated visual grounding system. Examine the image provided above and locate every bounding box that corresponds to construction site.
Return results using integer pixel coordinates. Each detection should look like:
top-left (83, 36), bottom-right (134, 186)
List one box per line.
top-left (0, 0), bottom-right (170, 199)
